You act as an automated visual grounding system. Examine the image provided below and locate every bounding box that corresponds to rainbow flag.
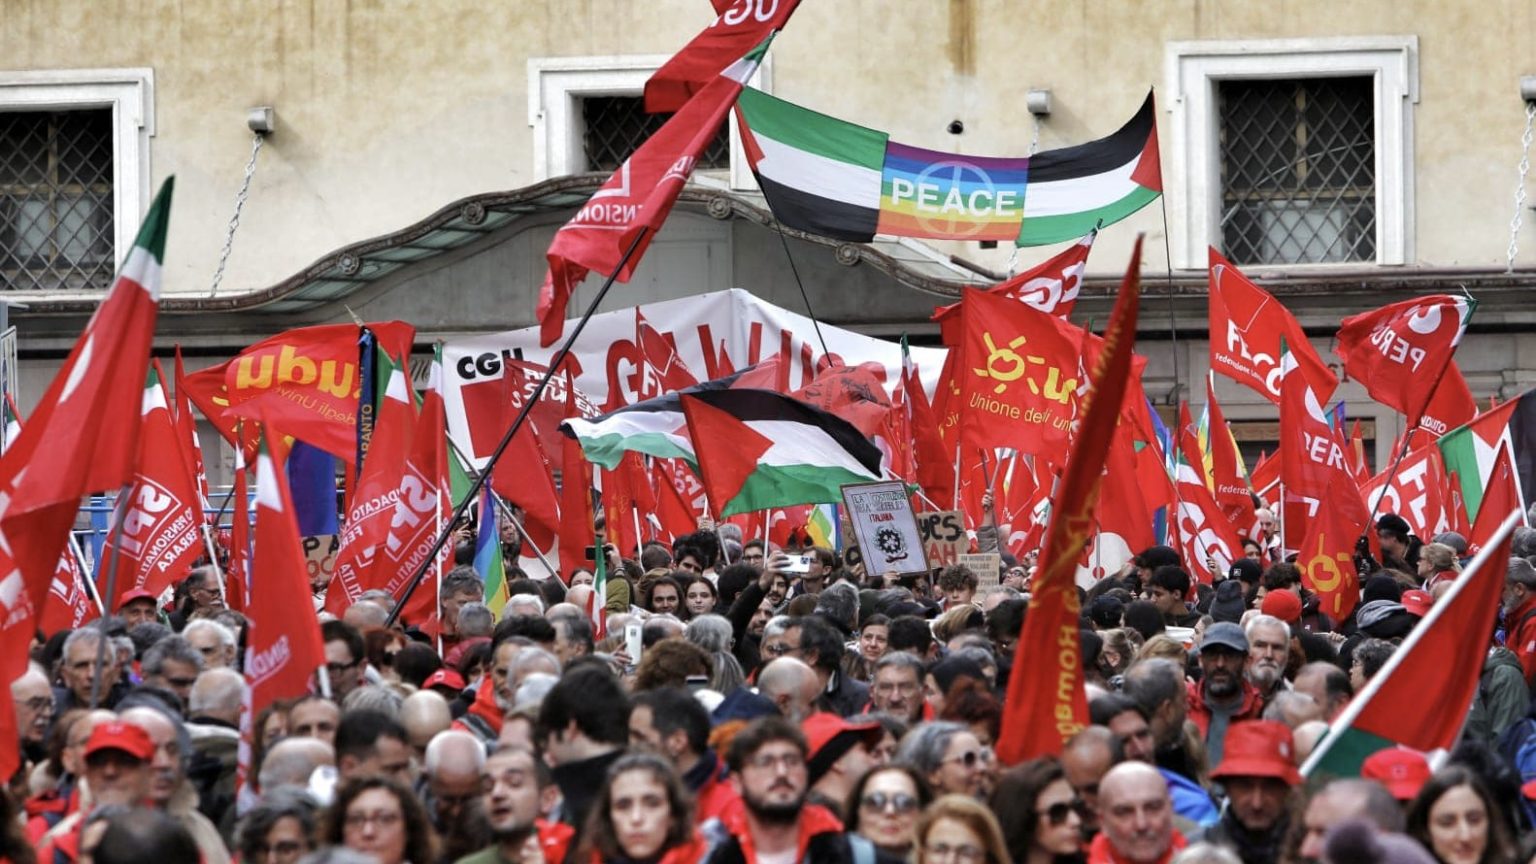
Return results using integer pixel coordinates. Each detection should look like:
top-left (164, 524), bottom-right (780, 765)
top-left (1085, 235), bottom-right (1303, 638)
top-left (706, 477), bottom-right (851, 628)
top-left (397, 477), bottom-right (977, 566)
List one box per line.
top-left (806, 503), bottom-right (839, 549)
top-left (475, 485), bottom-right (507, 616)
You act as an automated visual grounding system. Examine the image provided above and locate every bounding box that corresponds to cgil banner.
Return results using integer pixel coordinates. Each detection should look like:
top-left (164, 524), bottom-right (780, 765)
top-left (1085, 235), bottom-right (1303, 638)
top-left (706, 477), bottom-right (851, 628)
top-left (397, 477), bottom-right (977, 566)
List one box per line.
top-left (443, 288), bottom-right (949, 470)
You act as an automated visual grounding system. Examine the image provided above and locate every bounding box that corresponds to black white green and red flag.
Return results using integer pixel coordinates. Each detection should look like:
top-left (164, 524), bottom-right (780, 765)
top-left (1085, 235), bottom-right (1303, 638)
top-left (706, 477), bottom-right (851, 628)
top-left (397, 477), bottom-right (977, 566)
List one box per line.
top-left (679, 388), bottom-right (883, 518)
top-left (736, 89), bottom-right (1159, 246)
top-left (1438, 389), bottom-right (1536, 524)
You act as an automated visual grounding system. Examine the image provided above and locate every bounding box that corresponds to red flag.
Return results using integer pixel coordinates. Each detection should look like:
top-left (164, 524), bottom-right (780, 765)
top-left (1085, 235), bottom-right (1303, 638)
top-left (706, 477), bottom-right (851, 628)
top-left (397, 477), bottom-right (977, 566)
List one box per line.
top-left (225, 325), bottom-right (370, 464)
top-left (559, 369), bottom-right (596, 575)
top-left (1080, 431), bottom-right (1157, 582)
top-left (226, 455), bottom-right (250, 611)
top-left (173, 347), bottom-right (212, 508)
top-left (653, 460), bottom-right (704, 542)
top-left (1173, 405), bottom-right (1244, 585)
top-left (1418, 360), bottom-right (1478, 441)
top-left (900, 354), bottom-right (955, 506)
top-left (39, 543), bottom-right (98, 636)
top-left (956, 288), bottom-right (1091, 459)
top-left (1467, 444), bottom-right (1519, 557)
top-left (491, 417), bottom-right (563, 553)
top-left (1204, 376), bottom-right (1252, 517)
top-left (1347, 419), bottom-right (1370, 485)
top-left (1297, 470), bottom-right (1371, 620)
top-left (1249, 451), bottom-right (1281, 508)
top-left (1447, 470), bottom-right (1473, 537)
top-left (1279, 340), bottom-right (1356, 550)
top-left (1335, 295), bottom-right (1473, 427)
top-left (998, 237), bottom-right (1143, 766)
top-left (643, 0), bottom-right (799, 113)
top-left (1361, 446), bottom-right (1453, 543)
top-left (104, 370), bottom-right (207, 598)
top-left (635, 309), bottom-right (700, 400)
top-left (327, 365), bottom-right (415, 616)
top-left (1208, 247), bottom-right (1337, 404)
top-left (793, 362), bottom-right (892, 438)
top-left (932, 232), bottom-right (1095, 343)
top-left (379, 353), bottom-right (454, 625)
top-left (247, 432), bottom-right (326, 711)
top-left (540, 40), bottom-right (772, 346)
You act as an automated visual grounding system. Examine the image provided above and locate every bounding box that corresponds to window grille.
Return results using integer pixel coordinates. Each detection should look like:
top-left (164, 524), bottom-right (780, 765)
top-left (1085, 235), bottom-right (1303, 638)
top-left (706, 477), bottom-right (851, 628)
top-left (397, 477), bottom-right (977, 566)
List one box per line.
top-left (1218, 77), bottom-right (1376, 265)
top-left (581, 95), bottom-right (730, 173)
top-left (0, 109), bottom-right (115, 291)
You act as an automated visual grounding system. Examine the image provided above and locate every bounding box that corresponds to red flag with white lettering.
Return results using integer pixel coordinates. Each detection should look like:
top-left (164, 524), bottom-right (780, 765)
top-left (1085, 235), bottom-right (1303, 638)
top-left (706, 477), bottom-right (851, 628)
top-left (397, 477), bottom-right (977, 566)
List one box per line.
top-left (1417, 360), bottom-right (1478, 441)
top-left (931, 232), bottom-right (1095, 343)
top-left (644, 0), bottom-right (799, 113)
top-left (378, 351), bottom-right (453, 625)
top-left (1173, 405), bottom-right (1244, 585)
top-left (1362, 446), bottom-right (1454, 543)
top-left (247, 432), bottom-right (326, 711)
top-left (1208, 247), bottom-right (1337, 405)
top-left (1279, 339), bottom-right (1357, 552)
top-left (539, 39), bottom-right (773, 346)
top-left (1336, 295), bottom-right (1474, 428)
top-left (39, 542), bottom-right (97, 635)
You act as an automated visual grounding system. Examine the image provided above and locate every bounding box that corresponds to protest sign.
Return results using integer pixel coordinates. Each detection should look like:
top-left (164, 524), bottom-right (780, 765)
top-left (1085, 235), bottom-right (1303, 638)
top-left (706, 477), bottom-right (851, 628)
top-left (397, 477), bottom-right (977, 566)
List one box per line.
top-left (841, 481), bottom-right (928, 576)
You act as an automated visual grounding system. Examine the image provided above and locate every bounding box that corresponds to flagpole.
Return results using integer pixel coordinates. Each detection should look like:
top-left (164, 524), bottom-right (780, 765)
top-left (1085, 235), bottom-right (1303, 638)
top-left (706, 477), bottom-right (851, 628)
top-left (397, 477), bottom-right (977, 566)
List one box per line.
top-left (89, 483), bottom-right (135, 708)
top-left (1299, 509), bottom-right (1521, 778)
top-left (496, 495), bottom-right (564, 586)
top-left (383, 229), bottom-right (650, 629)
top-left (68, 534), bottom-right (104, 617)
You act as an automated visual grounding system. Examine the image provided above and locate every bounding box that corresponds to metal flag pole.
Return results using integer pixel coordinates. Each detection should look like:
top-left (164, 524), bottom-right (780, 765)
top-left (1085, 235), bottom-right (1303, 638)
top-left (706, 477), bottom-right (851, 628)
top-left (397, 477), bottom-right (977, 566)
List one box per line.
top-left (88, 485), bottom-right (135, 708)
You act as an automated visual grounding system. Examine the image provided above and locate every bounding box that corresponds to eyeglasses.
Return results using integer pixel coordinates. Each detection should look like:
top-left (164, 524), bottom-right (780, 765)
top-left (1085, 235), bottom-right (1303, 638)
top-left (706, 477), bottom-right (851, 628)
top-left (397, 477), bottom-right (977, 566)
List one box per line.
top-left (249, 840), bottom-right (306, 859)
top-left (1039, 799), bottom-right (1087, 826)
top-left (325, 660), bottom-right (359, 676)
top-left (21, 696), bottom-right (53, 713)
top-left (924, 842), bottom-right (985, 863)
top-left (860, 792), bottom-right (919, 814)
top-left (942, 748), bottom-right (994, 769)
top-left (746, 751), bottom-right (804, 771)
top-left (763, 642), bottom-right (799, 657)
top-left (344, 810), bottom-right (402, 829)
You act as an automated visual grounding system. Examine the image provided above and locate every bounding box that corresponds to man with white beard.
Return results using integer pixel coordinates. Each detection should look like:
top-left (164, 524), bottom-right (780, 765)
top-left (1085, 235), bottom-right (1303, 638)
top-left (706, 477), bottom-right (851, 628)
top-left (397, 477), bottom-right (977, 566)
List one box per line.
top-left (1244, 615), bottom-right (1292, 707)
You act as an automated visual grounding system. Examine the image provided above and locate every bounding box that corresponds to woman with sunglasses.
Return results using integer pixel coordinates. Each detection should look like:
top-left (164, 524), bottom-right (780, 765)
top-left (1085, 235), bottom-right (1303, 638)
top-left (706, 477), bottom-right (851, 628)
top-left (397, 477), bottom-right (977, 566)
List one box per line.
top-left (991, 757), bottom-right (1086, 864)
top-left (845, 765), bottom-right (934, 859)
top-left (896, 721), bottom-right (996, 799)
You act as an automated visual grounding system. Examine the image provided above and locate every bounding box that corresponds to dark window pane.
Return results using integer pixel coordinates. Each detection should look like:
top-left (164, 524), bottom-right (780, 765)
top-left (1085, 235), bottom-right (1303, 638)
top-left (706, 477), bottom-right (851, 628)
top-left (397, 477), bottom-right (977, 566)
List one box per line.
top-left (0, 109), bottom-right (115, 290)
top-left (1218, 78), bottom-right (1376, 265)
top-left (581, 95), bottom-right (730, 173)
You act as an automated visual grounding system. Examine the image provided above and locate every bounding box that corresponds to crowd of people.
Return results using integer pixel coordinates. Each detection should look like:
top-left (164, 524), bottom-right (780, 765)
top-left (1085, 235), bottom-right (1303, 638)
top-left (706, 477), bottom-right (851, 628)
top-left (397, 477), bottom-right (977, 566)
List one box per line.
top-left (7, 506), bottom-right (1536, 864)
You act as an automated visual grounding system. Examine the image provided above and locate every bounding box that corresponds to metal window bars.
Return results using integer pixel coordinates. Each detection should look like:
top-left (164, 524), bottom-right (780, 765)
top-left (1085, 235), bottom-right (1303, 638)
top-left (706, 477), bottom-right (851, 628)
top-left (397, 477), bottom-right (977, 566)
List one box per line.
top-left (580, 95), bottom-right (730, 173)
top-left (0, 109), bottom-right (116, 291)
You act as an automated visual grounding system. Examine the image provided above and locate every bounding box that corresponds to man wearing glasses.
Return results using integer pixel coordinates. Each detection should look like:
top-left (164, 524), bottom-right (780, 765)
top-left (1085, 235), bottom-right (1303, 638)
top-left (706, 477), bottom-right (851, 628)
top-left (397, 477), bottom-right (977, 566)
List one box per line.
top-left (701, 716), bottom-right (901, 864)
top-left (320, 620), bottom-right (369, 702)
top-left (11, 663), bottom-right (53, 770)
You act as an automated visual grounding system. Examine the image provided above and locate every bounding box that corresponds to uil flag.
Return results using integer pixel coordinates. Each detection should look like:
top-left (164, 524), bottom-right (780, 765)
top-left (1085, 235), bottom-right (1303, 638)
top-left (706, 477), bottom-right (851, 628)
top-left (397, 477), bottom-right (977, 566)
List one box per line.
top-left (1208, 248), bottom-right (1337, 405)
top-left (247, 432), bottom-right (326, 711)
top-left (105, 368), bottom-right (207, 598)
top-left (538, 37), bottom-right (774, 346)
top-left (1298, 471), bottom-right (1371, 620)
top-left (1336, 295), bottom-right (1474, 429)
top-left (998, 237), bottom-right (1143, 766)
top-left (644, 0), bottom-right (798, 113)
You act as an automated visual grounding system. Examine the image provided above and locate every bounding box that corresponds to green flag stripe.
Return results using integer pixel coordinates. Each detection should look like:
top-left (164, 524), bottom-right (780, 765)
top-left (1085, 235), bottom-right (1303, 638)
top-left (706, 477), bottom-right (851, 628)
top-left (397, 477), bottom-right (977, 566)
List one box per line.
top-left (736, 88), bottom-right (887, 171)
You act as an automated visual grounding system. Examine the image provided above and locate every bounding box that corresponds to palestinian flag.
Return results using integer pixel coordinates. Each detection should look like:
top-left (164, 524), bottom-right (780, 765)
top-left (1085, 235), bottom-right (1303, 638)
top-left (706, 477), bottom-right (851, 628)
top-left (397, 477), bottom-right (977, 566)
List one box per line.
top-left (561, 369), bottom-right (749, 469)
top-left (680, 389), bottom-right (883, 518)
top-left (1438, 389), bottom-right (1536, 523)
top-left (1303, 511), bottom-right (1518, 779)
top-left (735, 88), bottom-right (1160, 247)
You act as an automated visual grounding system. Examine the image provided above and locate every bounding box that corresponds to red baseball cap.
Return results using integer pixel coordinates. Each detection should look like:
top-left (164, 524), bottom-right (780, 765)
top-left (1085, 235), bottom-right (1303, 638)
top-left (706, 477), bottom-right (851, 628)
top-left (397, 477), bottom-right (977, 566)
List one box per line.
top-left (1260, 589), bottom-right (1303, 624)
top-left (116, 588), bottom-right (157, 611)
top-left (424, 669), bottom-right (466, 692)
top-left (1361, 748), bottom-right (1431, 801)
top-left (84, 721), bottom-right (155, 762)
top-left (802, 712), bottom-right (882, 784)
top-left (1210, 721), bottom-right (1302, 786)
top-left (1401, 589), bottom-right (1433, 618)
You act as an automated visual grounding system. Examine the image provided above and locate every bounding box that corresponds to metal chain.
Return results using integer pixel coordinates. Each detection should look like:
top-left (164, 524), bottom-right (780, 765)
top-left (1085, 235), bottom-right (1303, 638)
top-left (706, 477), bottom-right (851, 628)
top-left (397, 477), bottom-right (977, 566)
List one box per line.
top-left (1506, 100), bottom-right (1536, 273)
top-left (1029, 114), bottom-right (1042, 156)
top-left (209, 134), bottom-right (265, 297)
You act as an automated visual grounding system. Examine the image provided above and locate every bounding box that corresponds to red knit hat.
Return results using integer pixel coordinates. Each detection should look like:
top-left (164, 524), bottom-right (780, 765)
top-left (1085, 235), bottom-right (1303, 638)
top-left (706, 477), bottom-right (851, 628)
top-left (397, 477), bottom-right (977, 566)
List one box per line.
top-left (1260, 589), bottom-right (1303, 624)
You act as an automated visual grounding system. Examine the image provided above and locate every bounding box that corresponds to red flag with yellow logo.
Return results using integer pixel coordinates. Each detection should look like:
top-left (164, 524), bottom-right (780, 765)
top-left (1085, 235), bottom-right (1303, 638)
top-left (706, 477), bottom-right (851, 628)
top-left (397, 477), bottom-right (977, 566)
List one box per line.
top-left (1298, 470), bottom-right (1370, 620)
top-left (997, 238), bottom-right (1143, 766)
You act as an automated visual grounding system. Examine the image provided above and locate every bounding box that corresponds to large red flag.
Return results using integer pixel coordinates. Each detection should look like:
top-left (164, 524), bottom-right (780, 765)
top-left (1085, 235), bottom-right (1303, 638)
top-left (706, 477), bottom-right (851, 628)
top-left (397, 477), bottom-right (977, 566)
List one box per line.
top-left (224, 325), bottom-right (368, 464)
top-left (1335, 295), bottom-right (1473, 428)
top-left (379, 351), bottom-right (454, 625)
top-left (998, 237), bottom-right (1143, 766)
top-left (1298, 471), bottom-right (1371, 620)
top-left (1173, 406), bottom-right (1244, 585)
top-left (105, 369), bottom-right (208, 598)
top-left (327, 364), bottom-right (415, 616)
top-left (540, 39), bottom-right (773, 345)
top-left (559, 369), bottom-right (596, 576)
top-left (1208, 247), bottom-right (1337, 404)
top-left (901, 346), bottom-right (955, 507)
top-left (1361, 446), bottom-right (1453, 543)
top-left (643, 0), bottom-right (798, 113)
top-left (1467, 444), bottom-right (1519, 557)
top-left (39, 542), bottom-right (98, 636)
top-left (931, 232), bottom-right (1095, 343)
top-left (1418, 360), bottom-right (1478, 441)
top-left (1279, 339), bottom-right (1356, 550)
top-left (247, 432), bottom-right (326, 711)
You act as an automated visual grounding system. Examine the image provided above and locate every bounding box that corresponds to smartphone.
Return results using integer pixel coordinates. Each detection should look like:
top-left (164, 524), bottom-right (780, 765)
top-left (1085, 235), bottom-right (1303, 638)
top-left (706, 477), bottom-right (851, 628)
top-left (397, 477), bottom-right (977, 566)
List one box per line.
top-left (584, 545), bottom-right (597, 561)
top-left (783, 554), bottom-right (813, 574)
top-left (684, 674), bottom-right (710, 692)
top-left (624, 621), bottom-right (643, 664)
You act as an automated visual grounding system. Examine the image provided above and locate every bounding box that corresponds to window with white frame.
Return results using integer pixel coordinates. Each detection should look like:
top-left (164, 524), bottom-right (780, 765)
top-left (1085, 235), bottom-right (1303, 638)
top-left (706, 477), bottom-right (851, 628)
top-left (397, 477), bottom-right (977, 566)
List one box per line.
top-left (0, 69), bottom-right (154, 292)
top-left (1165, 37), bottom-right (1417, 270)
top-left (527, 55), bottom-right (768, 188)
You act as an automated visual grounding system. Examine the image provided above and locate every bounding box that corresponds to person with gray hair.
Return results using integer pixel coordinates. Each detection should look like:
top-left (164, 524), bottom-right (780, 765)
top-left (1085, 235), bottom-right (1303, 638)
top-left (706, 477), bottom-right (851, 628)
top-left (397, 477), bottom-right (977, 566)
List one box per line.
top-left (1243, 613), bottom-right (1291, 700)
top-left (236, 786), bottom-right (318, 863)
top-left (1503, 556), bottom-right (1536, 687)
top-left (514, 672), bottom-right (560, 710)
top-left (141, 634), bottom-right (205, 708)
top-left (183, 618), bottom-right (238, 669)
top-left (188, 668), bottom-right (245, 727)
top-left (456, 602), bottom-right (495, 638)
top-left (893, 719), bottom-right (992, 797)
top-left (756, 656), bottom-right (821, 723)
top-left (685, 613), bottom-right (747, 693)
top-left (813, 582), bottom-right (859, 634)
top-left (423, 730), bottom-right (488, 860)
top-left (1296, 778), bottom-right (1406, 864)
top-left (128, 621), bottom-right (173, 659)
top-left (341, 684), bottom-right (405, 719)
top-left (56, 626), bottom-right (128, 711)
top-left (1260, 690), bottom-right (1323, 728)
top-left (507, 593), bottom-right (544, 617)
top-left (1122, 657), bottom-right (1197, 781)
top-left (258, 737), bottom-right (335, 796)
top-left (870, 651), bottom-right (926, 723)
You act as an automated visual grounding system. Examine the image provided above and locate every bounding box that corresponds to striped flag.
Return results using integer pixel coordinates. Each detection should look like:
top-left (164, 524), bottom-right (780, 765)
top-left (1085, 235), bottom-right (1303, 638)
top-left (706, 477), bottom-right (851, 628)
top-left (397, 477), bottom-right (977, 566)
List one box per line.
top-left (476, 485), bottom-right (508, 617)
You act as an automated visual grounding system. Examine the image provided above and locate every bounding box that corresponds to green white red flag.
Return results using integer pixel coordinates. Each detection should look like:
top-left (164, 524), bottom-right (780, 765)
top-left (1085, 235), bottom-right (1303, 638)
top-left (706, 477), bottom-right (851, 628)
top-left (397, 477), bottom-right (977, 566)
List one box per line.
top-left (997, 237), bottom-right (1143, 766)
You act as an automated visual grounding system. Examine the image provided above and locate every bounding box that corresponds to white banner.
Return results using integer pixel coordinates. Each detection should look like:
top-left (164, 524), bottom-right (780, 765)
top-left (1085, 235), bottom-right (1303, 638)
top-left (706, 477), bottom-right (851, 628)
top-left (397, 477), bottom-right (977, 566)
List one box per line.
top-left (443, 289), bottom-right (948, 469)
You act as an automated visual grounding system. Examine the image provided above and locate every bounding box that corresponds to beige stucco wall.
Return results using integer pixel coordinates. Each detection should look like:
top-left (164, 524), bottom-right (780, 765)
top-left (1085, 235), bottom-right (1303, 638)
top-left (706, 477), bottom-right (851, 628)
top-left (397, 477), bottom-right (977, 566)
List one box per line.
top-left (4, 0), bottom-right (1535, 299)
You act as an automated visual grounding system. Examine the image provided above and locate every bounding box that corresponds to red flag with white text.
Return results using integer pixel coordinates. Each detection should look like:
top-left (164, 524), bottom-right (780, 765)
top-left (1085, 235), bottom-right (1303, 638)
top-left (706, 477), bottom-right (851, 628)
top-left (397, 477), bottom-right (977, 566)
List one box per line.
top-left (1335, 295), bottom-right (1474, 428)
top-left (932, 232), bottom-right (1095, 343)
top-left (379, 352), bottom-right (454, 624)
top-left (643, 0), bottom-right (798, 113)
top-left (1209, 247), bottom-right (1337, 405)
top-left (1467, 444), bottom-right (1519, 557)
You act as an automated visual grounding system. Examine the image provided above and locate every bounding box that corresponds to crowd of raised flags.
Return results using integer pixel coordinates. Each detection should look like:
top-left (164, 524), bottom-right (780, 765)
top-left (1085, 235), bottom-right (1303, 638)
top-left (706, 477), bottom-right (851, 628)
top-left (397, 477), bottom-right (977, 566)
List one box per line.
top-left (6, 3), bottom-right (1536, 864)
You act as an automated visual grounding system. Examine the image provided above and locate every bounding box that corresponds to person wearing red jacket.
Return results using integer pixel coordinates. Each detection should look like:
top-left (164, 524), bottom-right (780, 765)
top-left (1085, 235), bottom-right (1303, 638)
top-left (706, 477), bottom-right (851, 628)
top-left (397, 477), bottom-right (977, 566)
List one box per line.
top-left (1503, 558), bottom-right (1536, 686)
top-left (455, 745), bottom-right (573, 864)
top-left (1184, 622), bottom-right (1265, 769)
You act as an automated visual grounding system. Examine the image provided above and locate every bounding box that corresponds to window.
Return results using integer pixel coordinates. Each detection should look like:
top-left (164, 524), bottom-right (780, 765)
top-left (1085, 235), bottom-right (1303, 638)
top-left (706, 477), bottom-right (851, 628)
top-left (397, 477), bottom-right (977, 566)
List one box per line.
top-left (0, 109), bottom-right (116, 290)
top-left (1165, 37), bottom-right (1417, 269)
top-left (0, 68), bottom-right (154, 292)
top-left (1219, 77), bottom-right (1376, 265)
top-left (581, 95), bottom-right (729, 173)
top-left (528, 54), bottom-right (770, 186)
